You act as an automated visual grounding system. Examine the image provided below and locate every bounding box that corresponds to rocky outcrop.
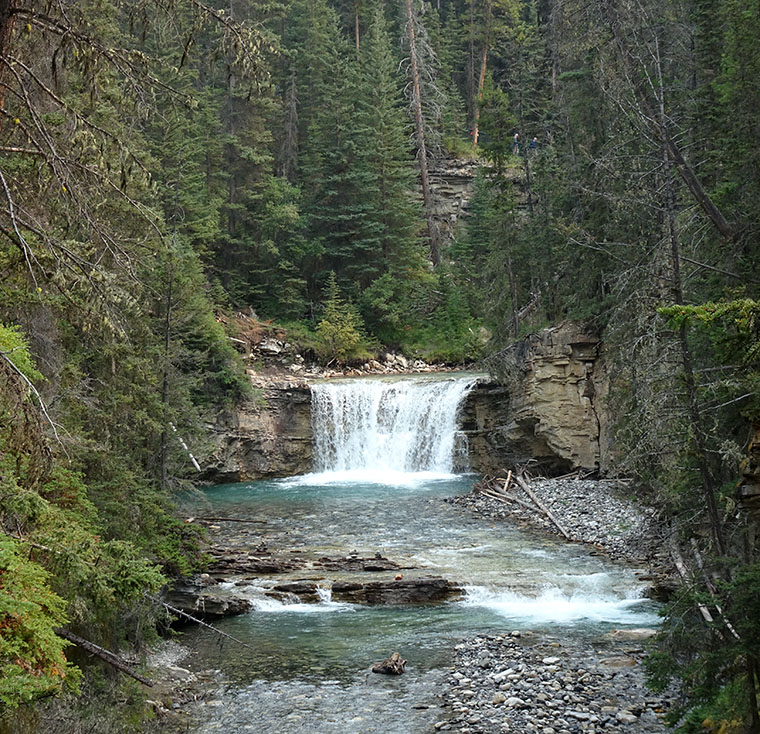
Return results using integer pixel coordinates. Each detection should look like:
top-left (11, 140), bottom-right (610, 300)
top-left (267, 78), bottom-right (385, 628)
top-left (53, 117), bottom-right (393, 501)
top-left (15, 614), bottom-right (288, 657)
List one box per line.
top-left (429, 157), bottom-right (479, 245)
top-left (465, 323), bottom-right (608, 474)
top-left (200, 322), bottom-right (608, 482)
top-left (164, 577), bottom-right (252, 621)
top-left (200, 378), bottom-right (312, 482)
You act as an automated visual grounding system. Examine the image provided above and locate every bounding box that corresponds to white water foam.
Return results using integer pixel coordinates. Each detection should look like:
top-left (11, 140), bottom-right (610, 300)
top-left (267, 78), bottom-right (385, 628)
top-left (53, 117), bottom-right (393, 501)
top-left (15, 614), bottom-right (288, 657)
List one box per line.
top-left (249, 597), bottom-right (354, 615)
top-left (249, 586), bottom-right (354, 615)
top-left (310, 375), bottom-right (479, 475)
top-left (463, 584), bottom-right (659, 626)
top-left (281, 468), bottom-right (459, 488)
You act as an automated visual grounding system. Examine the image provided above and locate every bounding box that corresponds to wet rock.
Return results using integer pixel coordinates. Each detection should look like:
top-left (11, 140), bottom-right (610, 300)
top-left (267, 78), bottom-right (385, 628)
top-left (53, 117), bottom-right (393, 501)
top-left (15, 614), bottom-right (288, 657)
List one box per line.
top-left (270, 581), bottom-right (321, 603)
top-left (206, 549), bottom-right (302, 576)
top-left (163, 581), bottom-right (252, 621)
top-left (331, 576), bottom-right (462, 605)
top-left (312, 553), bottom-right (407, 573)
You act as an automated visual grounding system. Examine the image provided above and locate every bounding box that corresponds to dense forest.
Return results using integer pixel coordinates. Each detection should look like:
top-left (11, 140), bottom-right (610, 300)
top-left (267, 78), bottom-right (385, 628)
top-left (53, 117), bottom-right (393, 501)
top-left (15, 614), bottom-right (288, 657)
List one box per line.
top-left (0, 0), bottom-right (759, 731)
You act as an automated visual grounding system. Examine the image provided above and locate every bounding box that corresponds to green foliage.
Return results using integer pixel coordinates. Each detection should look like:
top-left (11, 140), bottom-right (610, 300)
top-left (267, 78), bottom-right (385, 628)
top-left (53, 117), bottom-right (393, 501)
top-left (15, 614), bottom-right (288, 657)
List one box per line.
top-left (315, 273), bottom-right (374, 363)
top-left (478, 80), bottom-right (516, 170)
top-left (0, 536), bottom-right (80, 708)
top-left (660, 299), bottom-right (760, 370)
top-left (0, 326), bottom-right (43, 384)
top-left (646, 560), bottom-right (760, 733)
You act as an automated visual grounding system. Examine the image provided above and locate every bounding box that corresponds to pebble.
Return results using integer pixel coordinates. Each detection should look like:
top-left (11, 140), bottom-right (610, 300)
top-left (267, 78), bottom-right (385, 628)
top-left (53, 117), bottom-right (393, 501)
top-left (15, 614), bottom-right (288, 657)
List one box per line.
top-left (439, 634), bottom-right (672, 733)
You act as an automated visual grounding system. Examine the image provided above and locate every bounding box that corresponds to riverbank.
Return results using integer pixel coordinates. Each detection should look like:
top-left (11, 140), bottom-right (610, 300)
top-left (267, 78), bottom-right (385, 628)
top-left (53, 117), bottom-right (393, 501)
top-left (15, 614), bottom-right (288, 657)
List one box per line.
top-left (440, 477), bottom-right (674, 732)
top-left (438, 630), bottom-right (671, 733)
top-left (446, 477), bottom-right (668, 567)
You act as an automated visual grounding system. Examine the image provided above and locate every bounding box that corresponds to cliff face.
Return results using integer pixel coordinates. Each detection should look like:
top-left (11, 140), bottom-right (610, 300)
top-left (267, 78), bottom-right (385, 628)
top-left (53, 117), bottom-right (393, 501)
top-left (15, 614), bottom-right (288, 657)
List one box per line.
top-left (464, 323), bottom-right (609, 475)
top-left (200, 380), bottom-right (312, 482)
top-left (428, 157), bottom-right (479, 245)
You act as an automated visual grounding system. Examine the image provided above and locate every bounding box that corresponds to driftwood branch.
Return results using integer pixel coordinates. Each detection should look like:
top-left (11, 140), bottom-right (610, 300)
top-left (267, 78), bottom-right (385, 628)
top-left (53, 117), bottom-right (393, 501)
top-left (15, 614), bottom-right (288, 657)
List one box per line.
top-left (184, 516), bottom-right (266, 524)
top-left (145, 593), bottom-right (255, 650)
top-left (55, 629), bottom-right (154, 686)
top-left (515, 475), bottom-right (571, 540)
top-left (479, 487), bottom-right (538, 513)
top-left (372, 651), bottom-right (406, 675)
top-left (474, 473), bottom-right (571, 541)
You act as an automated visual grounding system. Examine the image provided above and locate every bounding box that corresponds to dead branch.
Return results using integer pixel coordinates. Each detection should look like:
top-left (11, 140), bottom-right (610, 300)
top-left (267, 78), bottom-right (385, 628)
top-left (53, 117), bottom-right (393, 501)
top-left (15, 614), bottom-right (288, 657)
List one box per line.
top-left (145, 593), bottom-right (255, 650)
top-left (55, 628), bottom-right (154, 686)
top-left (515, 474), bottom-right (571, 540)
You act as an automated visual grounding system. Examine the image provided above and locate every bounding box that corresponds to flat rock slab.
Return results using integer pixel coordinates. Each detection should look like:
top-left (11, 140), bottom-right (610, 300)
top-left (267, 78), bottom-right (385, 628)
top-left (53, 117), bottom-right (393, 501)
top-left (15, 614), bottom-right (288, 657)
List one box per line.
top-left (331, 577), bottom-right (462, 605)
top-left (164, 585), bottom-right (252, 621)
top-left (313, 554), bottom-right (410, 572)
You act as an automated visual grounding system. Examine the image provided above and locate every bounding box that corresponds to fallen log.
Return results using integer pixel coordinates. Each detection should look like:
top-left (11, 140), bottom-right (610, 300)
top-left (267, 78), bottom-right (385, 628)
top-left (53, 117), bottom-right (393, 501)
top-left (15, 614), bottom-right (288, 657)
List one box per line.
top-left (516, 475), bottom-right (571, 540)
top-left (479, 488), bottom-right (538, 514)
top-left (55, 629), bottom-right (154, 687)
top-left (185, 516), bottom-right (267, 524)
top-left (372, 652), bottom-right (406, 675)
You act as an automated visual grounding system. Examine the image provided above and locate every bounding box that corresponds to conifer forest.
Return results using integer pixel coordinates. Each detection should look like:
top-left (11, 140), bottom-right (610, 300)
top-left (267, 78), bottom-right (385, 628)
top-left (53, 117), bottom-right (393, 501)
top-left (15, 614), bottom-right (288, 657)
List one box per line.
top-left (1, 0), bottom-right (759, 732)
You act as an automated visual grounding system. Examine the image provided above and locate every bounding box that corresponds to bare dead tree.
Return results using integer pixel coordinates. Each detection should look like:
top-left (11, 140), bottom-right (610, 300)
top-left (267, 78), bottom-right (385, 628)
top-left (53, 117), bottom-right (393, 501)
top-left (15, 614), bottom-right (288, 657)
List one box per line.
top-left (401, 0), bottom-right (447, 266)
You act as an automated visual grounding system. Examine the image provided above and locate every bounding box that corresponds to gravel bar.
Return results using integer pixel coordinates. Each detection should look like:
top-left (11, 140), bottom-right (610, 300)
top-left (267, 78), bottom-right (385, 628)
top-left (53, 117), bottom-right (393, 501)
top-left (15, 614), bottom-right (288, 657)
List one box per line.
top-left (447, 479), bottom-right (665, 565)
top-left (437, 631), bottom-right (672, 733)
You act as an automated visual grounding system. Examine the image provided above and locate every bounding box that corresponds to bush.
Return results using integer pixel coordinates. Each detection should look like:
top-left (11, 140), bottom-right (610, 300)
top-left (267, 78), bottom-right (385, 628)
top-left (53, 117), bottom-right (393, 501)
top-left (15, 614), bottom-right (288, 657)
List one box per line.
top-left (315, 273), bottom-right (375, 363)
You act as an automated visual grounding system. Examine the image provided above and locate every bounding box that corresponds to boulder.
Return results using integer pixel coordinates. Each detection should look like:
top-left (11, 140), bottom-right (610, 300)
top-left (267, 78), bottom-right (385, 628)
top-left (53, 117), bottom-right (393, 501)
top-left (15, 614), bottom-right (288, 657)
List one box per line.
top-left (163, 581), bottom-right (252, 621)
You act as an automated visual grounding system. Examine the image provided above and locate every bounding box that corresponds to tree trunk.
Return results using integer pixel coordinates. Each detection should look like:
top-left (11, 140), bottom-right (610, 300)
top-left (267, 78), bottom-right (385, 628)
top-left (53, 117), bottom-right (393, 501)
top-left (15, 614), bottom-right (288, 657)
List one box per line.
top-left (355, 2), bottom-right (360, 51)
top-left (56, 629), bottom-right (154, 687)
top-left (160, 253), bottom-right (174, 493)
top-left (471, 0), bottom-right (491, 147)
top-left (654, 38), bottom-right (725, 556)
top-left (747, 656), bottom-right (760, 734)
top-left (0, 0), bottom-right (15, 126)
top-left (0, 0), bottom-right (14, 58)
top-left (507, 255), bottom-right (519, 337)
top-left (404, 0), bottom-right (438, 266)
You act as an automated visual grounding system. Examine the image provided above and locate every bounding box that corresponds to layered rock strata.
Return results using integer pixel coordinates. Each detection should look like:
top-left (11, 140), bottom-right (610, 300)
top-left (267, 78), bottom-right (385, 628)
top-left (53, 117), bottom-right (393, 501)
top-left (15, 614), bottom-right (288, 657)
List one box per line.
top-left (200, 379), bottom-right (312, 482)
top-left (469, 323), bottom-right (608, 474)
top-left (200, 323), bottom-right (610, 482)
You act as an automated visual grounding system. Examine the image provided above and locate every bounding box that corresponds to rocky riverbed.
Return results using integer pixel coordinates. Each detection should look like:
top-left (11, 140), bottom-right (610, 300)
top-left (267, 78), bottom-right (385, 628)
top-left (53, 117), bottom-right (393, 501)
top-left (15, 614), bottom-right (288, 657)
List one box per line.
top-left (446, 477), bottom-right (668, 566)
top-left (438, 630), bottom-right (671, 733)
top-left (440, 477), bottom-right (675, 733)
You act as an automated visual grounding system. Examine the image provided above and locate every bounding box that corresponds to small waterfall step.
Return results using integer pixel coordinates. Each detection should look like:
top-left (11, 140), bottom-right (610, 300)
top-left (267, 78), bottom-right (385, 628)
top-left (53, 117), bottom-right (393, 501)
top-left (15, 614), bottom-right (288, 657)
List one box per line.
top-left (310, 374), bottom-right (480, 474)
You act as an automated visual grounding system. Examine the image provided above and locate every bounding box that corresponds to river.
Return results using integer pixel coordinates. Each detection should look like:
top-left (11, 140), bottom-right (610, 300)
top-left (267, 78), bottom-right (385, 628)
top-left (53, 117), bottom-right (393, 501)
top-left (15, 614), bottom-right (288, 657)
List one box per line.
top-left (175, 374), bottom-right (658, 732)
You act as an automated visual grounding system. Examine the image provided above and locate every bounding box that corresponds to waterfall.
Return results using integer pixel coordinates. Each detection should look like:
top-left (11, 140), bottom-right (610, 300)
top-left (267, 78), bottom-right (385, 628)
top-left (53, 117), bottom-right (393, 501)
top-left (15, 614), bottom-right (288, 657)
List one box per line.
top-left (310, 374), bottom-right (478, 475)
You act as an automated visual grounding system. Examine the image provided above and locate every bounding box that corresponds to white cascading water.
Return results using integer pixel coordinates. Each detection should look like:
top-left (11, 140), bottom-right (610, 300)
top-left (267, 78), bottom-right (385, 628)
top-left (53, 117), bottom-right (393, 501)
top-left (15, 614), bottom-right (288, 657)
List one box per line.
top-left (310, 375), bottom-right (478, 474)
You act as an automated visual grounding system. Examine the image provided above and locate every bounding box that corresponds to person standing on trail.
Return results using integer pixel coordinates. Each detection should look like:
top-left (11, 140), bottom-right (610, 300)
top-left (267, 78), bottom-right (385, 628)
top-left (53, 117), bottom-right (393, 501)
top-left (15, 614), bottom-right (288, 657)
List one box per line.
top-left (512, 132), bottom-right (520, 154)
top-left (529, 136), bottom-right (538, 151)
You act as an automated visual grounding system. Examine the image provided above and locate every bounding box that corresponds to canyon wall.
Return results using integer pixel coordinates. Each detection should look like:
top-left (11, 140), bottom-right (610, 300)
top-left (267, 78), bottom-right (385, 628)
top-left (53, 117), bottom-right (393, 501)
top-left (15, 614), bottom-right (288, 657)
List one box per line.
top-left (200, 379), bottom-right (312, 482)
top-left (467, 323), bottom-right (609, 475)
